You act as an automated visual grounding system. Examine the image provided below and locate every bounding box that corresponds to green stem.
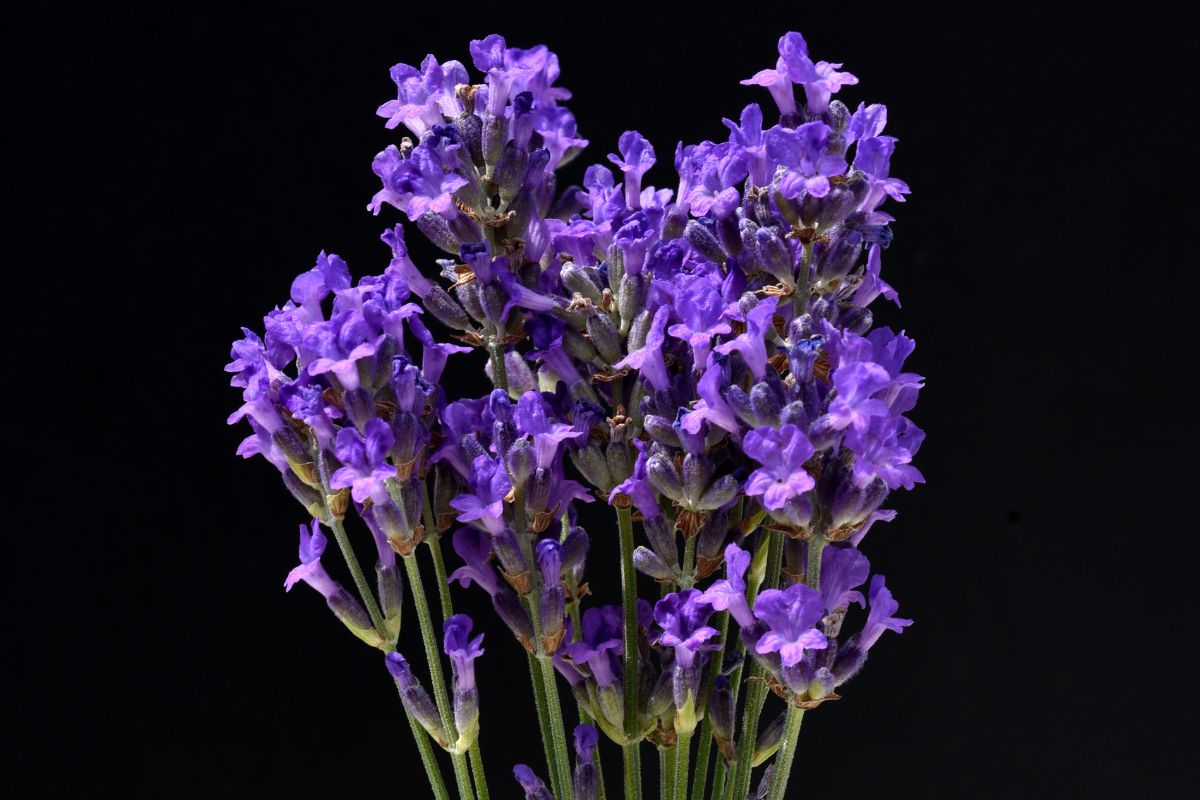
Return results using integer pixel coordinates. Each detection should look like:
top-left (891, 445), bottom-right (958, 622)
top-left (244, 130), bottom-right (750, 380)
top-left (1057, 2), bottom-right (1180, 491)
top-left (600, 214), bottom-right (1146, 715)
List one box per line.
top-left (327, 515), bottom-right (388, 635)
top-left (805, 534), bottom-right (825, 589)
top-left (688, 611), bottom-right (728, 800)
top-left (617, 505), bottom-right (643, 800)
top-left (527, 653), bottom-right (563, 800)
top-left (673, 731), bottom-right (692, 800)
top-left (765, 706), bottom-right (805, 800)
top-left (539, 655), bottom-right (576, 800)
top-left (661, 747), bottom-right (675, 800)
top-left (794, 240), bottom-right (814, 316)
top-left (399, 690), bottom-right (453, 800)
top-left (730, 530), bottom-right (784, 800)
top-left (487, 338), bottom-right (508, 395)
top-left (403, 555), bottom-right (474, 800)
top-left (468, 737), bottom-right (491, 800)
top-left (680, 534), bottom-right (697, 588)
top-left (711, 760), bottom-right (728, 800)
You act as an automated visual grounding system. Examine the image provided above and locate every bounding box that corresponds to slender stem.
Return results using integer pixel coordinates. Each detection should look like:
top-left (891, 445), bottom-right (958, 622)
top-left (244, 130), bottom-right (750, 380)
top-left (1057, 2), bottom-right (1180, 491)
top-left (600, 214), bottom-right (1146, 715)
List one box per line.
top-left (321, 514), bottom-right (387, 636)
top-left (730, 530), bottom-right (784, 800)
top-left (711, 760), bottom-right (728, 800)
top-left (399, 690), bottom-right (453, 800)
top-left (527, 653), bottom-right (563, 800)
top-left (539, 655), bottom-right (576, 800)
top-left (673, 731), bottom-right (692, 800)
top-left (688, 611), bottom-right (728, 800)
top-left (680, 534), bottom-right (697, 588)
top-left (468, 737), bottom-right (491, 800)
top-left (403, 555), bottom-right (474, 800)
top-left (805, 534), bottom-right (825, 589)
top-left (794, 240), bottom-right (814, 316)
top-left (661, 747), bottom-right (675, 800)
top-left (765, 706), bottom-right (805, 800)
top-left (617, 505), bottom-right (643, 800)
top-left (422, 481), bottom-right (491, 800)
top-left (487, 338), bottom-right (508, 394)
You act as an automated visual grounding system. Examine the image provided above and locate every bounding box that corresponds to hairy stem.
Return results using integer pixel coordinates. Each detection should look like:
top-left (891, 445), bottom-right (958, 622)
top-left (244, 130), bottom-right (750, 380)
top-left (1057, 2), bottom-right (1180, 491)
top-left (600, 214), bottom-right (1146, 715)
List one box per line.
top-left (617, 505), bottom-right (643, 800)
top-left (765, 705), bottom-right (805, 800)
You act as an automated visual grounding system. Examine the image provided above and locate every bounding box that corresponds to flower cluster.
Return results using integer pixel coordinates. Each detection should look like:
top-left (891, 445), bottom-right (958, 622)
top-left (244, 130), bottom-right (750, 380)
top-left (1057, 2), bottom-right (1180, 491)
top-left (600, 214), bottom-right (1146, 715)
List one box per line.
top-left (228, 30), bottom-right (921, 800)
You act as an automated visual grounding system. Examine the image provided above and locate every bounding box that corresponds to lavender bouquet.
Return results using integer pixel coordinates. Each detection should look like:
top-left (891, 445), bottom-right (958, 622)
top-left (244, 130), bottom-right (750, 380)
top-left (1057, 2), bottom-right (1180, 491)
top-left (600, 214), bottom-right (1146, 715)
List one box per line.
top-left (227, 30), bottom-right (921, 800)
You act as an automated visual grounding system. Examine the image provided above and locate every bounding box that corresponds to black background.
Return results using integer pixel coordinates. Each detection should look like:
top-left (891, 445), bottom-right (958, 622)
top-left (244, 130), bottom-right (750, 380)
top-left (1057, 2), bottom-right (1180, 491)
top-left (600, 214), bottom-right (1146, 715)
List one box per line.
top-left (5, 3), bottom-right (1196, 797)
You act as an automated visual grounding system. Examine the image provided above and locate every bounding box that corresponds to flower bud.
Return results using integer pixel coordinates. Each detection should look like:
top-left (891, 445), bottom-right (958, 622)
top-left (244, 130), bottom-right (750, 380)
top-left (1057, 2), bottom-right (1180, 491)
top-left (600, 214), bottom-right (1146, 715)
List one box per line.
top-left (328, 586), bottom-right (385, 648)
top-left (417, 211), bottom-right (461, 254)
top-left (617, 274), bottom-right (647, 334)
top-left (494, 142), bottom-right (528, 203)
top-left (646, 454), bottom-right (684, 502)
top-left (569, 445), bottom-right (613, 493)
top-left (561, 263), bottom-right (605, 304)
top-left (643, 414), bottom-right (681, 448)
top-left (377, 560), bottom-right (404, 641)
top-left (506, 438), bottom-right (535, 489)
top-left (642, 514), bottom-right (679, 568)
top-left (681, 453), bottom-right (713, 507)
top-left (481, 112), bottom-right (505, 170)
top-left (453, 112), bottom-right (484, 166)
top-left (423, 285), bottom-right (472, 330)
top-left (633, 546), bottom-right (675, 581)
top-left (386, 652), bottom-right (449, 746)
top-left (586, 311), bottom-right (622, 365)
top-left (684, 219), bottom-right (727, 264)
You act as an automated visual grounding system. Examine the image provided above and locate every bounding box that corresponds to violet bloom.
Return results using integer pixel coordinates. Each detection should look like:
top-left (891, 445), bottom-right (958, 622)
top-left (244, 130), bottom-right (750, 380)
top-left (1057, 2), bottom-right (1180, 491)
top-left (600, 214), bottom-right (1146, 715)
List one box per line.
top-left (573, 723), bottom-right (600, 800)
top-left (447, 527), bottom-right (501, 596)
top-left (723, 103), bottom-right (771, 187)
top-left (289, 250), bottom-right (351, 323)
top-left (819, 545), bottom-right (870, 613)
top-left (667, 273), bottom-right (733, 367)
top-left (825, 361), bottom-right (892, 433)
top-left (330, 419), bottom-right (398, 505)
top-left (776, 31), bottom-right (858, 114)
top-left (369, 143), bottom-right (466, 220)
top-left (859, 574), bottom-right (912, 650)
top-left (516, 391), bottom-right (582, 469)
top-left (563, 606), bottom-right (623, 687)
top-left (513, 765), bottom-right (554, 800)
top-left (284, 519), bottom-right (337, 597)
top-left (654, 589), bottom-right (719, 671)
top-left (753, 583), bottom-right (829, 666)
top-left (681, 355), bottom-right (741, 436)
top-left (714, 296), bottom-right (778, 380)
top-left (407, 314), bottom-right (470, 385)
top-left (852, 244), bottom-right (900, 308)
top-left (376, 55), bottom-right (467, 135)
top-left (699, 543), bottom-right (755, 628)
top-left (613, 304), bottom-right (670, 390)
top-left (450, 454), bottom-right (512, 534)
top-left (766, 122), bottom-right (846, 200)
top-left (844, 415), bottom-right (925, 491)
top-left (444, 614), bottom-right (485, 693)
top-left (608, 438), bottom-right (660, 518)
top-left (608, 130), bottom-right (656, 209)
top-left (386, 651), bottom-right (448, 746)
top-left (740, 32), bottom-right (802, 116)
top-left (742, 424), bottom-right (815, 510)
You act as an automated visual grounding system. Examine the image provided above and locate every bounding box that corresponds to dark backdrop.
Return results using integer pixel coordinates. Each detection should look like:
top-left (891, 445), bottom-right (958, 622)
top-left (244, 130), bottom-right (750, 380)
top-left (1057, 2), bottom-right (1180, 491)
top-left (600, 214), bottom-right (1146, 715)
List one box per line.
top-left (5, 3), bottom-right (1195, 797)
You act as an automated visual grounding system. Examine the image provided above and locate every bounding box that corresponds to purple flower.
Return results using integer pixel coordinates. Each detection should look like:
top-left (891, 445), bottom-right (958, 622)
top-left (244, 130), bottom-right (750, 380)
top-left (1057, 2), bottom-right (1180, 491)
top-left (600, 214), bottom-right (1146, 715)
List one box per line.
top-left (450, 455), bottom-right (512, 534)
top-left (753, 583), bottom-right (828, 666)
top-left (742, 424), bottom-right (815, 510)
top-left (723, 103), bottom-right (771, 186)
top-left (653, 589), bottom-right (719, 670)
top-left (613, 304), bottom-right (670, 390)
top-left (444, 614), bottom-right (485, 692)
top-left (667, 273), bottom-right (733, 367)
top-left (376, 55), bottom-right (467, 135)
top-left (516, 391), bottom-right (582, 469)
top-left (859, 574), bottom-right (912, 650)
top-left (844, 415), bottom-right (925, 491)
top-left (852, 244), bottom-right (900, 308)
top-left (608, 130), bottom-right (656, 209)
top-left (283, 519), bottom-right (337, 598)
top-left (826, 361), bottom-right (892, 433)
top-left (777, 32), bottom-right (858, 114)
top-left (608, 438), bottom-right (660, 518)
top-left (407, 315), bottom-right (470, 385)
top-left (819, 545), bottom-right (870, 612)
top-left (330, 419), bottom-right (397, 505)
top-left (699, 543), bottom-right (755, 628)
top-left (681, 355), bottom-right (742, 436)
top-left (766, 122), bottom-right (846, 200)
top-left (680, 141), bottom-right (747, 218)
top-left (563, 606), bottom-right (623, 687)
top-left (714, 296), bottom-right (777, 380)
top-left (447, 527), bottom-right (501, 596)
top-left (513, 765), bottom-right (554, 800)
top-left (369, 143), bottom-right (467, 220)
